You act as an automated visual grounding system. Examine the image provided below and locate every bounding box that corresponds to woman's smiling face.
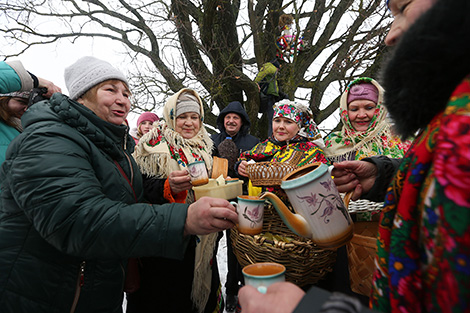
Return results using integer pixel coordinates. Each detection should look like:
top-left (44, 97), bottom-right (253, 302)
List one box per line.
top-left (175, 112), bottom-right (201, 139)
top-left (273, 116), bottom-right (300, 142)
top-left (78, 80), bottom-right (131, 125)
top-left (347, 99), bottom-right (377, 132)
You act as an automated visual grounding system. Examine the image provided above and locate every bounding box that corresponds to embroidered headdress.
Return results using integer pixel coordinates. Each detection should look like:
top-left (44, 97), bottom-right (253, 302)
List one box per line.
top-left (273, 99), bottom-right (325, 148)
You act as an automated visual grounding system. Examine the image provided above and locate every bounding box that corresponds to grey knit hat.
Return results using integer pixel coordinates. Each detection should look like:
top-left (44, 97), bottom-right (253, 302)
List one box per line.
top-left (64, 56), bottom-right (129, 100)
top-left (175, 92), bottom-right (200, 117)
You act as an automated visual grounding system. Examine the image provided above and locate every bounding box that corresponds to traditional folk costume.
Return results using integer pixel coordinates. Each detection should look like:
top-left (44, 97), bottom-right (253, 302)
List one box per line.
top-left (371, 0), bottom-right (470, 311)
top-left (238, 100), bottom-right (329, 200)
top-left (131, 89), bottom-right (222, 313)
top-left (324, 77), bottom-right (410, 163)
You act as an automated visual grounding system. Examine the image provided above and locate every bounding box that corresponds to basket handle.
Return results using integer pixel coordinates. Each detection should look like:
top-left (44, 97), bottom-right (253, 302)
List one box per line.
top-left (343, 191), bottom-right (353, 209)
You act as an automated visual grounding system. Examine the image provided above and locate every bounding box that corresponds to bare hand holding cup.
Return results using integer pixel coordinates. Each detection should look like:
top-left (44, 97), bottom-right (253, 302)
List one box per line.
top-left (238, 281), bottom-right (305, 313)
top-left (331, 160), bottom-right (378, 201)
top-left (168, 170), bottom-right (192, 194)
top-left (184, 197), bottom-right (237, 236)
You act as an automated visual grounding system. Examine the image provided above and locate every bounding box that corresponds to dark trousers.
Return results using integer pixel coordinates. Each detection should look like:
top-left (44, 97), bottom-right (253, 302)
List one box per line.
top-left (225, 229), bottom-right (244, 295)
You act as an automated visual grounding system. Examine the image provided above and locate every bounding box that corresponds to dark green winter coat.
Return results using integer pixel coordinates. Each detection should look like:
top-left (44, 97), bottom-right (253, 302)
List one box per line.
top-left (0, 93), bottom-right (190, 312)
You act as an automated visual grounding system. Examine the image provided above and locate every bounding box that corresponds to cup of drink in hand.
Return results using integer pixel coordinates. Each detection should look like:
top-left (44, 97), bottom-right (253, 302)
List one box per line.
top-left (187, 161), bottom-right (209, 186)
top-left (230, 195), bottom-right (264, 235)
top-left (242, 262), bottom-right (286, 294)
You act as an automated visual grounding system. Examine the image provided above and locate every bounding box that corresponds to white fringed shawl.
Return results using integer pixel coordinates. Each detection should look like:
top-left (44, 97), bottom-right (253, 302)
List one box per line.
top-left (133, 88), bottom-right (216, 313)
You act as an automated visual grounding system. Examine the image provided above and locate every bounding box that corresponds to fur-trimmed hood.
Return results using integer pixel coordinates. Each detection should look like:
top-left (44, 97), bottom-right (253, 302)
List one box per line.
top-left (381, 0), bottom-right (470, 139)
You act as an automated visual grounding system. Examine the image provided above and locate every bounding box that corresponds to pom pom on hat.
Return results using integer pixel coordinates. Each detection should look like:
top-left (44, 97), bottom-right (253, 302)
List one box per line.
top-left (137, 112), bottom-right (159, 126)
top-left (175, 92), bottom-right (200, 117)
top-left (64, 56), bottom-right (129, 100)
top-left (347, 83), bottom-right (378, 104)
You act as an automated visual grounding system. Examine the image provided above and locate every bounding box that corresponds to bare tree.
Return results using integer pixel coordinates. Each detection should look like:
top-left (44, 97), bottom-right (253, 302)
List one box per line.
top-left (0, 0), bottom-right (391, 138)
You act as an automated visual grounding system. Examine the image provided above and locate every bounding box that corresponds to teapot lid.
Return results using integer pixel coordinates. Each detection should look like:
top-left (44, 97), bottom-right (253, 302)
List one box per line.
top-left (281, 162), bottom-right (328, 190)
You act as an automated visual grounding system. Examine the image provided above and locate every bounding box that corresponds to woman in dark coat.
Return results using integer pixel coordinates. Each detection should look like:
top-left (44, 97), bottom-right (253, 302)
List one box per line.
top-left (0, 56), bottom-right (237, 313)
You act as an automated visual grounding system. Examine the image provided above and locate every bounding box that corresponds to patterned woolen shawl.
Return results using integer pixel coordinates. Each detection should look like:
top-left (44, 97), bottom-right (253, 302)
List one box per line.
top-left (371, 0), bottom-right (470, 310)
top-left (324, 77), bottom-right (410, 162)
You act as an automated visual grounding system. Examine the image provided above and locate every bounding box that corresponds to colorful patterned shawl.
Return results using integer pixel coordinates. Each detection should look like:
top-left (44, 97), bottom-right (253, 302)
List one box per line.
top-left (371, 77), bottom-right (470, 312)
top-left (324, 77), bottom-right (411, 162)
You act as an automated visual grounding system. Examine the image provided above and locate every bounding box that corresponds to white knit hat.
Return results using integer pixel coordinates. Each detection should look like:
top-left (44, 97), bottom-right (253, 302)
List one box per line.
top-left (64, 56), bottom-right (129, 100)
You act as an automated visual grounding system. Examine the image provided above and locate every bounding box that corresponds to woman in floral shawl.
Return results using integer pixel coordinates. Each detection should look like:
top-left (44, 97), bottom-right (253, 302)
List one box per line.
top-left (129, 88), bottom-right (223, 313)
top-left (236, 99), bottom-right (328, 199)
top-left (324, 77), bottom-right (410, 163)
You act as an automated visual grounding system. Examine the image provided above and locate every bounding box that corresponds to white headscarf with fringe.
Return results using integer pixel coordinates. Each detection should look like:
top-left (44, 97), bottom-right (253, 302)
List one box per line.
top-left (133, 88), bottom-right (216, 313)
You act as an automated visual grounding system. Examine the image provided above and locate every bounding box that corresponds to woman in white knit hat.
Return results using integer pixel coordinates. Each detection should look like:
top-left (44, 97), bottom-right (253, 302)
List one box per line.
top-left (131, 88), bottom-right (223, 313)
top-left (0, 57), bottom-right (237, 312)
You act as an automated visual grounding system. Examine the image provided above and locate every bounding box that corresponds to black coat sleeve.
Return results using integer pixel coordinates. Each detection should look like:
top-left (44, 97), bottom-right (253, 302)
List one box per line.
top-left (142, 174), bottom-right (168, 205)
top-left (361, 155), bottom-right (402, 202)
top-left (294, 286), bottom-right (377, 313)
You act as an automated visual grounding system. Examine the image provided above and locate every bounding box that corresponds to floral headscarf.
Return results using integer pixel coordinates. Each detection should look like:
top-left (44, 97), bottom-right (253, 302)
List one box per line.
top-left (273, 99), bottom-right (325, 148)
top-left (324, 77), bottom-right (411, 162)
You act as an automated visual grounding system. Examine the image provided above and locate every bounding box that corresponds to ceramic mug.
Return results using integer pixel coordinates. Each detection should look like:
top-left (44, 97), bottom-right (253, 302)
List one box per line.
top-left (242, 262), bottom-right (286, 294)
top-left (230, 195), bottom-right (265, 235)
top-left (187, 161), bottom-right (209, 186)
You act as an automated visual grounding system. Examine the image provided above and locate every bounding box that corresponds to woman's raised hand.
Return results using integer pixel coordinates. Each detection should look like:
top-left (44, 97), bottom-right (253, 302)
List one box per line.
top-left (238, 160), bottom-right (249, 177)
top-left (168, 169), bottom-right (192, 194)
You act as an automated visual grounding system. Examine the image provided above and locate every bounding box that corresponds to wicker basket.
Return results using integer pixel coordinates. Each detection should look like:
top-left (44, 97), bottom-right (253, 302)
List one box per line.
top-left (346, 221), bottom-right (379, 296)
top-left (246, 162), bottom-right (296, 186)
top-left (231, 203), bottom-right (337, 287)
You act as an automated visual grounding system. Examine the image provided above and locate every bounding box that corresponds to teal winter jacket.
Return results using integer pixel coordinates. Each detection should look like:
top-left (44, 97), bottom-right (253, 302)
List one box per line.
top-left (0, 93), bottom-right (190, 312)
top-left (0, 121), bottom-right (20, 165)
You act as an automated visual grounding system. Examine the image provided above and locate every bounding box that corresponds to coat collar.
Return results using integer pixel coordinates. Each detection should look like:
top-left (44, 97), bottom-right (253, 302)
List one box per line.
top-left (24, 94), bottom-right (132, 160)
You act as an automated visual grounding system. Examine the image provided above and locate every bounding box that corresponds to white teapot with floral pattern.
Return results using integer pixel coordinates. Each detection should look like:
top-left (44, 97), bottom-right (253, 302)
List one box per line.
top-left (260, 163), bottom-right (353, 249)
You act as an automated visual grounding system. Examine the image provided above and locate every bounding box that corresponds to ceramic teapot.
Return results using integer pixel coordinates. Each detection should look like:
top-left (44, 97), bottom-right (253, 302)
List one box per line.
top-left (260, 162), bottom-right (353, 249)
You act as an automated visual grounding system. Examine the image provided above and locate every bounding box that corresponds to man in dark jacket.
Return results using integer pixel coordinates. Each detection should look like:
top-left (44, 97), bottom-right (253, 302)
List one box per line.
top-left (211, 101), bottom-right (260, 178)
top-left (211, 100), bottom-right (259, 312)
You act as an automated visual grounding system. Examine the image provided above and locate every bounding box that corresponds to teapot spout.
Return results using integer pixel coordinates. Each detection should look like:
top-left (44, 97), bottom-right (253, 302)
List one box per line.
top-left (260, 191), bottom-right (312, 238)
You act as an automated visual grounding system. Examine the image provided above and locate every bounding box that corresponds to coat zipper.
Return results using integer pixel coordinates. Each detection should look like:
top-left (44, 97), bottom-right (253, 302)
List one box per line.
top-left (122, 133), bottom-right (134, 186)
top-left (123, 152), bottom-right (134, 186)
top-left (70, 261), bottom-right (86, 313)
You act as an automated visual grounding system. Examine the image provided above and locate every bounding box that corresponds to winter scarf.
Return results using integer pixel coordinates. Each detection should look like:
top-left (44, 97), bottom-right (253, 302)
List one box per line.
top-left (371, 0), bottom-right (470, 312)
top-left (324, 77), bottom-right (410, 163)
top-left (133, 88), bottom-right (216, 313)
